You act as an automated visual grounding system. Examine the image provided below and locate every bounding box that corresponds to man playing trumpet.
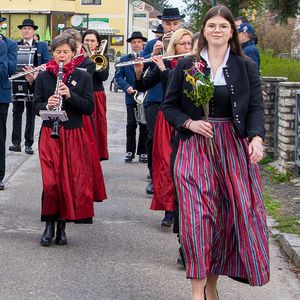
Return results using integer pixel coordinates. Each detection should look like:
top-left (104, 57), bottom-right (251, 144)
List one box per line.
top-left (141, 7), bottom-right (184, 197)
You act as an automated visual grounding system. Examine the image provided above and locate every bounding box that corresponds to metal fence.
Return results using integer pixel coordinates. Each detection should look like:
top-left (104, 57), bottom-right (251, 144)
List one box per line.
top-left (278, 53), bottom-right (300, 60)
top-left (295, 90), bottom-right (300, 175)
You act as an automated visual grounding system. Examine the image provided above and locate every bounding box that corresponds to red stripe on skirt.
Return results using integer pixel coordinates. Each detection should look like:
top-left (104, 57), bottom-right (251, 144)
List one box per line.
top-left (39, 126), bottom-right (107, 221)
top-left (174, 120), bottom-right (270, 286)
top-left (150, 110), bottom-right (175, 211)
top-left (93, 91), bottom-right (109, 160)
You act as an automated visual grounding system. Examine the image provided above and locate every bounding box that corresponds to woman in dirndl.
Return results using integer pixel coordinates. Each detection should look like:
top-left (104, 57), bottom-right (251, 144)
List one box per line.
top-left (82, 29), bottom-right (109, 160)
top-left (163, 5), bottom-right (269, 300)
top-left (34, 34), bottom-right (106, 247)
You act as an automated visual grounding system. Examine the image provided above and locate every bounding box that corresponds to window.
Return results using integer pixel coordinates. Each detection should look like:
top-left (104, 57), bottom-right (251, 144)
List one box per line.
top-left (81, 0), bottom-right (101, 5)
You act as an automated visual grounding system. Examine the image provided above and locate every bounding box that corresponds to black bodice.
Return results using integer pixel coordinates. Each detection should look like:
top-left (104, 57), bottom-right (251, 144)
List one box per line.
top-left (209, 85), bottom-right (232, 118)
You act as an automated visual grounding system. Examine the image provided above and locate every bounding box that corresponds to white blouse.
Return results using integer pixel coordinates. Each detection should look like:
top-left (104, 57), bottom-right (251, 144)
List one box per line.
top-left (200, 47), bottom-right (230, 86)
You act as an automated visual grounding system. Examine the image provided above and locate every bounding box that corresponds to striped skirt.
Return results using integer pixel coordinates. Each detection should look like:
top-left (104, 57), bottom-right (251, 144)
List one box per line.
top-left (174, 119), bottom-right (270, 286)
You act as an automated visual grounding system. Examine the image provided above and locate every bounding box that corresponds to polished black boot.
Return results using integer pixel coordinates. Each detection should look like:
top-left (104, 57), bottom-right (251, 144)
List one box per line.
top-left (55, 220), bottom-right (67, 245)
top-left (40, 220), bottom-right (55, 246)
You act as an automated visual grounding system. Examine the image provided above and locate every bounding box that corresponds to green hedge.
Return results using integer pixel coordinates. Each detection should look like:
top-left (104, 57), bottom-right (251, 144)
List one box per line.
top-left (260, 51), bottom-right (300, 82)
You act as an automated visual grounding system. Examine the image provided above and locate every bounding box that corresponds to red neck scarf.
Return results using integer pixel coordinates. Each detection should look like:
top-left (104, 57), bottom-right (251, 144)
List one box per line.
top-left (170, 57), bottom-right (179, 69)
top-left (46, 59), bottom-right (75, 83)
top-left (73, 48), bottom-right (85, 67)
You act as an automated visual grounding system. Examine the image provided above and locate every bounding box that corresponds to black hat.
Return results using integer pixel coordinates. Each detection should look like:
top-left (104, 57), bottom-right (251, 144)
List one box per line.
top-left (126, 31), bottom-right (148, 43)
top-left (152, 24), bottom-right (164, 34)
top-left (157, 8), bottom-right (185, 20)
top-left (18, 19), bottom-right (38, 30)
top-left (0, 17), bottom-right (7, 22)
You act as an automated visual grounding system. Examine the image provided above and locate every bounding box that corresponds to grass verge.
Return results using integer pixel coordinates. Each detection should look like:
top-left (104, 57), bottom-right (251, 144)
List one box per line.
top-left (264, 191), bottom-right (300, 236)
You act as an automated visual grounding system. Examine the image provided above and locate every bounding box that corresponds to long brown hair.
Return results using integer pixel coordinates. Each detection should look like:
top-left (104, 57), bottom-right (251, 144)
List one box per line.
top-left (196, 5), bottom-right (243, 60)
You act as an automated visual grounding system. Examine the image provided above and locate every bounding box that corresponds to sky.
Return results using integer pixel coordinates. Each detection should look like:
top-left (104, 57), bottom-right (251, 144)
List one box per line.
top-left (170, 0), bottom-right (186, 11)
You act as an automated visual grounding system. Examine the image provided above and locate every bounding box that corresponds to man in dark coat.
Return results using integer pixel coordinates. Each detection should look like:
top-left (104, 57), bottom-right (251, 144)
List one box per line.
top-left (9, 19), bottom-right (50, 155)
top-left (142, 7), bottom-right (184, 195)
top-left (0, 20), bottom-right (17, 190)
top-left (115, 31), bottom-right (148, 163)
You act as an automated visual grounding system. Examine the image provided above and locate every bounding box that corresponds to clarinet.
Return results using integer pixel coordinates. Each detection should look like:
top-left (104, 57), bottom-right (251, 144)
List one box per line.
top-left (50, 62), bottom-right (63, 139)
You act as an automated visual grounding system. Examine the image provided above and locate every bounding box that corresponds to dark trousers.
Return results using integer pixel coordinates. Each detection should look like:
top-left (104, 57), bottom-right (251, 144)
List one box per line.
top-left (0, 103), bottom-right (9, 181)
top-left (145, 102), bottom-right (160, 178)
top-left (126, 104), bottom-right (147, 155)
top-left (12, 100), bottom-right (35, 147)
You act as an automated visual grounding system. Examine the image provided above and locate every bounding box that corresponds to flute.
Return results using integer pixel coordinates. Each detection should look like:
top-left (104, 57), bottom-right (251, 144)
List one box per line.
top-left (115, 53), bottom-right (192, 68)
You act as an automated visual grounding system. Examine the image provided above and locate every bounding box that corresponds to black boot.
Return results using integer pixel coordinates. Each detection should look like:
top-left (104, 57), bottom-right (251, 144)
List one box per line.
top-left (40, 220), bottom-right (55, 246)
top-left (55, 220), bottom-right (67, 245)
top-left (176, 234), bottom-right (186, 268)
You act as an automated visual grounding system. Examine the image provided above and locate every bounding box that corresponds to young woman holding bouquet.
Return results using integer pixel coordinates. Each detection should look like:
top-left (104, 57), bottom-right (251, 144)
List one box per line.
top-left (162, 5), bottom-right (269, 300)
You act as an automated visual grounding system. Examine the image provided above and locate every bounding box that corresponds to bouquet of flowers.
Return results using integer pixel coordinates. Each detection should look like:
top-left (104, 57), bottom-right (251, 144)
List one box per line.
top-left (183, 60), bottom-right (214, 118)
top-left (184, 60), bottom-right (215, 153)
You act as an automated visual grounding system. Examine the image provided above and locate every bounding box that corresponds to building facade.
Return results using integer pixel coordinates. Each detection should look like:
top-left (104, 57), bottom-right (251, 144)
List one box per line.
top-left (0, 0), bottom-right (155, 55)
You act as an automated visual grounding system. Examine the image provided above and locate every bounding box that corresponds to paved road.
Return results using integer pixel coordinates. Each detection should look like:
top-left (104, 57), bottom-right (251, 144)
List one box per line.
top-left (0, 68), bottom-right (299, 299)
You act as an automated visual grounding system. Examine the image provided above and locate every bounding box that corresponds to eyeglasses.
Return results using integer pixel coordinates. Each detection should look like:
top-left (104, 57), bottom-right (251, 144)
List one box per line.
top-left (205, 23), bottom-right (231, 33)
top-left (177, 42), bottom-right (192, 46)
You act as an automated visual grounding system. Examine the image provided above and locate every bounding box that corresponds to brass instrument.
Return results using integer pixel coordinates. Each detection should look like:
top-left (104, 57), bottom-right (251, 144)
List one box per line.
top-left (161, 31), bottom-right (173, 55)
top-left (115, 53), bottom-right (191, 68)
top-left (83, 39), bottom-right (108, 71)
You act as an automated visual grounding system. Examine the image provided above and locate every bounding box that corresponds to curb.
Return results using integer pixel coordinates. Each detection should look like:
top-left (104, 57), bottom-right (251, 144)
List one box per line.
top-left (267, 216), bottom-right (300, 268)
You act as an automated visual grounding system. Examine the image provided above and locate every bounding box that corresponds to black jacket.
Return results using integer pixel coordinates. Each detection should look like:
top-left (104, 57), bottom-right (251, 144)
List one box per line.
top-left (162, 52), bottom-right (265, 141)
top-left (33, 68), bottom-right (94, 129)
top-left (135, 60), bottom-right (172, 97)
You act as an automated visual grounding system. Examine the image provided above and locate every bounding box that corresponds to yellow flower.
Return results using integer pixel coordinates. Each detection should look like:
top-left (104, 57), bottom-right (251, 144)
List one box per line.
top-left (185, 73), bottom-right (196, 87)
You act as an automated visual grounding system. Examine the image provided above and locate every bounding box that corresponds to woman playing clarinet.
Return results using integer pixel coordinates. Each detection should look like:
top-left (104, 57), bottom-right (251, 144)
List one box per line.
top-left (34, 34), bottom-right (107, 247)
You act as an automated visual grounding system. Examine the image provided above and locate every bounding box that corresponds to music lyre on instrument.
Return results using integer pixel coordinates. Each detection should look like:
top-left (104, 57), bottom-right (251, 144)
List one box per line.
top-left (39, 61), bottom-right (68, 139)
top-left (133, 67), bottom-right (150, 105)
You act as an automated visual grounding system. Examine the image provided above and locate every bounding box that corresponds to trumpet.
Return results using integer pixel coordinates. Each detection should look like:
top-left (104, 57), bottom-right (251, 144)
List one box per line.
top-left (82, 39), bottom-right (108, 71)
top-left (115, 53), bottom-right (192, 68)
top-left (161, 31), bottom-right (173, 55)
top-left (9, 65), bottom-right (45, 81)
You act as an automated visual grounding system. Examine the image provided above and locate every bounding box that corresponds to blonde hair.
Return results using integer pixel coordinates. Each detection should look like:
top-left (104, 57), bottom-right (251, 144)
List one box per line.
top-left (166, 28), bottom-right (193, 56)
top-left (63, 28), bottom-right (82, 43)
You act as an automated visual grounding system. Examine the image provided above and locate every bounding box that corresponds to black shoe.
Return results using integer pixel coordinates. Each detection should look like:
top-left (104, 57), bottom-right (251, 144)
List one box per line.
top-left (40, 220), bottom-right (55, 246)
top-left (204, 286), bottom-right (219, 300)
top-left (9, 144), bottom-right (21, 152)
top-left (0, 181), bottom-right (4, 191)
top-left (177, 247), bottom-right (186, 268)
top-left (124, 152), bottom-right (135, 163)
top-left (161, 211), bottom-right (174, 227)
top-left (139, 153), bottom-right (148, 163)
top-left (146, 181), bottom-right (154, 195)
top-left (25, 146), bottom-right (34, 155)
top-left (55, 220), bottom-right (67, 245)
